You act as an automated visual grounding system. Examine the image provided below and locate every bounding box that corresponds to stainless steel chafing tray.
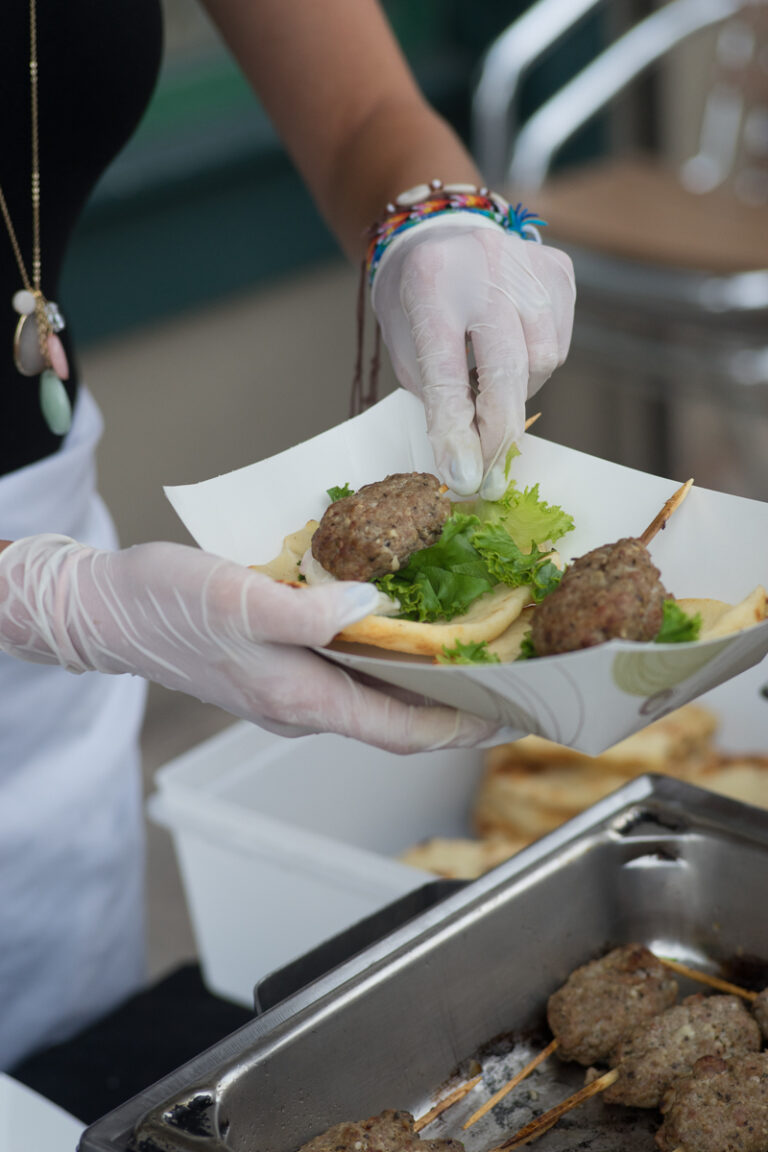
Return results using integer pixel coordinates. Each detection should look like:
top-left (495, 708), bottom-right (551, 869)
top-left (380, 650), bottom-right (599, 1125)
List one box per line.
top-left (80, 775), bottom-right (768, 1152)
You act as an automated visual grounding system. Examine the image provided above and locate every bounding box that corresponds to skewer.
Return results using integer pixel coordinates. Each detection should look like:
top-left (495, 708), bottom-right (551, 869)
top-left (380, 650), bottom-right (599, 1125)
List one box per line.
top-left (463, 1039), bottom-right (559, 1128)
top-left (657, 956), bottom-right (757, 1001)
top-left (638, 478), bottom-right (693, 546)
top-left (493, 1069), bottom-right (619, 1149)
top-left (413, 1073), bottom-right (483, 1132)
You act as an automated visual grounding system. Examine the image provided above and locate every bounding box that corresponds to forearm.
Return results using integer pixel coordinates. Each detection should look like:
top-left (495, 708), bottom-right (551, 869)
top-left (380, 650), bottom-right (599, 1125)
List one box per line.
top-left (317, 98), bottom-right (481, 260)
top-left (201, 0), bottom-right (482, 260)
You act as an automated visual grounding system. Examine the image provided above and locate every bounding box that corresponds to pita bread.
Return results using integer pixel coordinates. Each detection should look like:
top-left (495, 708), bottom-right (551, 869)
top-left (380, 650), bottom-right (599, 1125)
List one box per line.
top-left (475, 704), bottom-right (720, 839)
top-left (399, 834), bottom-right (530, 879)
top-left (484, 703), bottom-right (717, 774)
top-left (677, 586), bottom-right (767, 640)
top-left (253, 521), bottom-right (534, 657)
top-left (693, 755), bottom-right (768, 809)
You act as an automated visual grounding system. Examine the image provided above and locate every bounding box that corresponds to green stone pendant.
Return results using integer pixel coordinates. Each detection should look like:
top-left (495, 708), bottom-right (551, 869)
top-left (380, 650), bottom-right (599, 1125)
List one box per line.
top-left (40, 369), bottom-right (72, 435)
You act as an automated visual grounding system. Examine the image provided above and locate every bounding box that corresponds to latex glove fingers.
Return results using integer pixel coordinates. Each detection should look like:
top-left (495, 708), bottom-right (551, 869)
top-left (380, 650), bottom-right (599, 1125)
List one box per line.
top-left (0, 535), bottom-right (499, 754)
top-left (372, 218), bottom-right (575, 498)
top-left (245, 647), bottom-right (502, 753)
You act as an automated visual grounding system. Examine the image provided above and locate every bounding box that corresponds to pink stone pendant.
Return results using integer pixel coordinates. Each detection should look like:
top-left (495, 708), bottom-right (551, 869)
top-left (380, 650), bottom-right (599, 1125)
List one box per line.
top-left (47, 332), bottom-right (69, 380)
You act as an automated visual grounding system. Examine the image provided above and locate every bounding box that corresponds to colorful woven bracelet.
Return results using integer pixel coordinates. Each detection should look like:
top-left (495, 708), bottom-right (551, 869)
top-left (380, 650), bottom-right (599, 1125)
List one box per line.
top-left (365, 180), bottom-right (546, 285)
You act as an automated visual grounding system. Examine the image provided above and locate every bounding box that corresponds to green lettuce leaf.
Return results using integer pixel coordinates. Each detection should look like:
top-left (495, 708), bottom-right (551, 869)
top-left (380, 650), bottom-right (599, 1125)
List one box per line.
top-left (469, 481), bottom-right (574, 547)
top-left (327, 482), bottom-right (354, 502)
top-left (654, 599), bottom-right (702, 644)
top-left (436, 640), bottom-right (501, 665)
top-left (369, 476), bottom-right (575, 624)
top-left (517, 631), bottom-right (538, 660)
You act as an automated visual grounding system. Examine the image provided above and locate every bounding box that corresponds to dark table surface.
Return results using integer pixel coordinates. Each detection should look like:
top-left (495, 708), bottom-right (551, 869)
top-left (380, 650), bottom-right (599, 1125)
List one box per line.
top-left (9, 965), bottom-right (253, 1126)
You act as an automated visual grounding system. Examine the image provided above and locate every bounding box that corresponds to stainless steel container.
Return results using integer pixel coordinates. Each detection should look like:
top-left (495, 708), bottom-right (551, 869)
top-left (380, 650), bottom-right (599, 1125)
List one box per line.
top-left (80, 775), bottom-right (768, 1152)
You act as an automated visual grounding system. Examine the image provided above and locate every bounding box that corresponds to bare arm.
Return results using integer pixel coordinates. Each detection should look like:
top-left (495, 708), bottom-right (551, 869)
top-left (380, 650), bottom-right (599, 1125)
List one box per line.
top-left (199, 0), bottom-right (481, 259)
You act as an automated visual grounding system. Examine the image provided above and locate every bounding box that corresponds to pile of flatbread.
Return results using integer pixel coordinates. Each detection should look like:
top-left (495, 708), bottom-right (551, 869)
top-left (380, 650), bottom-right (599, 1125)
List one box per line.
top-left (400, 703), bottom-right (768, 879)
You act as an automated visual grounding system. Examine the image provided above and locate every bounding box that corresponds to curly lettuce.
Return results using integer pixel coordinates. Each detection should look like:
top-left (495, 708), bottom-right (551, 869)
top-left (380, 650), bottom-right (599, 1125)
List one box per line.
top-left (375, 479), bottom-right (574, 623)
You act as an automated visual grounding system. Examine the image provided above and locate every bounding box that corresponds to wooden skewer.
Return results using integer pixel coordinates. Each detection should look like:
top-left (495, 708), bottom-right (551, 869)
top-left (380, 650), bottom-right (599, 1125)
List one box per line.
top-left (657, 956), bottom-right (757, 1001)
top-left (493, 1068), bottom-right (620, 1149)
top-left (639, 478), bottom-right (694, 546)
top-left (463, 1039), bottom-right (559, 1128)
top-left (413, 1073), bottom-right (483, 1132)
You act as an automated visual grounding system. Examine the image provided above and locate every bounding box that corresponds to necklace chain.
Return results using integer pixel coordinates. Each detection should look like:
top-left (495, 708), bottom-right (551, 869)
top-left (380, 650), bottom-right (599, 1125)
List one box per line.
top-left (0, 0), bottom-right (39, 295)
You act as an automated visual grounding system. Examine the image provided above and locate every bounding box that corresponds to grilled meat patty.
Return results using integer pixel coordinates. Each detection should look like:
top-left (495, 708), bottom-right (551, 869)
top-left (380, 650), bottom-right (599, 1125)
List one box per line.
top-left (530, 537), bottom-right (668, 656)
top-left (656, 1052), bottom-right (768, 1152)
top-left (311, 473), bottom-right (450, 582)
top-left (297, 1110), bottom-right (464, 1152)
top-left (546, 943), bottom-right (678, 1065)
top-left (600, 993), bottom-right (762, 1109)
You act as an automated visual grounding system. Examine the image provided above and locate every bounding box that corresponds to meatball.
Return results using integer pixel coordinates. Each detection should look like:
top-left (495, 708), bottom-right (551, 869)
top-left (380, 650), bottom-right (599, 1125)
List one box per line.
top-left (546, 943), bottom-right (678, 1065)
top-left (531, 537), bottom-right (668, 656)
top-left (311, 473), bottom-right (450, 582)
top-left (297, 1110), bottom-right (464, 1152)
top-left (601, 994), bottom-right (762, 1109)
top-left (656, 1052), bottom-right (768, 1152)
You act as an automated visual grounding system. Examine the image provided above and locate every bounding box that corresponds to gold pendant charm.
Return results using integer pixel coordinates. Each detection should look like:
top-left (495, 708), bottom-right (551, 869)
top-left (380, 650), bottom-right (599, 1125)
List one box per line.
top-left (13, 295), bottom-right (69, 379)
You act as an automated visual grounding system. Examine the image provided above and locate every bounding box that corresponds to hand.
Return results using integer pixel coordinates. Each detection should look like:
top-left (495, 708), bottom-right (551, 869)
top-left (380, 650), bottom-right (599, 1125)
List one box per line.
top-left (371, 216), bottom-right (575, 499)
top-left (0, 535), bottom-right (501, 753)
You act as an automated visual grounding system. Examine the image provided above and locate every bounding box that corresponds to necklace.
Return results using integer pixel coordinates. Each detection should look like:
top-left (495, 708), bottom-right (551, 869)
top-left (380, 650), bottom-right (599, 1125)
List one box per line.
top-left (0, 0), bottom-right (71, 435)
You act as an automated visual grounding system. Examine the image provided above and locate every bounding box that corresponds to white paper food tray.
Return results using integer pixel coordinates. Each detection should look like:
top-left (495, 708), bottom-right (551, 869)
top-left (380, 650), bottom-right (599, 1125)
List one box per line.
top-left (148, 724), bottom-right (484, 1007)
top-left (165, 390), bottom-right (768, 754)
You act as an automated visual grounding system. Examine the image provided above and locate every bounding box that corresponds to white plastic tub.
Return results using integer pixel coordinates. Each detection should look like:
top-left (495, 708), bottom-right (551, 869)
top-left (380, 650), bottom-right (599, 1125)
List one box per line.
top-left (148, 724), bottom-right (484, 1007)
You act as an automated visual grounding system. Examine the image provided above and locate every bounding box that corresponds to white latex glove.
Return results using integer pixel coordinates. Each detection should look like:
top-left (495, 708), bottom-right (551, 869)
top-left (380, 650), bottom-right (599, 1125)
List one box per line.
top-left (0, 534), bottom-right (502, 754)
top-left (372, 215), bottom-right (576, 499)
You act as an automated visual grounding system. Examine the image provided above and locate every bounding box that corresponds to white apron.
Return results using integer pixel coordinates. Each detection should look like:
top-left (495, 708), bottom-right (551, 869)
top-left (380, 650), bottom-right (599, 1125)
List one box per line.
top-left (0, 388), bottom-right (147, 1070)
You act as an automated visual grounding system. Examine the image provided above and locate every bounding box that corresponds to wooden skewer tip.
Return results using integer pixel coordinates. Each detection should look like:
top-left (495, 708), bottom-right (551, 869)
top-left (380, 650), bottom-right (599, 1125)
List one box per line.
top-left (413, 1072), bottom-right (483, 1132)
top-left (496, 1068), bottom-right (620, 1150)
top-left (639, 478), bottom-right (694, 546)
top-left (657, 956), bottom-right (756, 1001)
top-left (463, 1039), bottom-right (559, 1129)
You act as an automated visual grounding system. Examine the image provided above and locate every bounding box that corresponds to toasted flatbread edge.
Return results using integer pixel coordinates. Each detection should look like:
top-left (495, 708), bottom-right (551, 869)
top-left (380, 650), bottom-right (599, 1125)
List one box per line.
top-left (252, 520), bottom-right (533, 656)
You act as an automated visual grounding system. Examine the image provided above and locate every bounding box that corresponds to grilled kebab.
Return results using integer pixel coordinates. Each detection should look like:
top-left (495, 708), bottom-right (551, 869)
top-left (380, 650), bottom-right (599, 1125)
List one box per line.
top-left (546, 943), bottom-right (678, 1065)
top-left (656, 1051), bottom-right (768, 1152)
top-left (595, 993), bottom-right (762, 1109)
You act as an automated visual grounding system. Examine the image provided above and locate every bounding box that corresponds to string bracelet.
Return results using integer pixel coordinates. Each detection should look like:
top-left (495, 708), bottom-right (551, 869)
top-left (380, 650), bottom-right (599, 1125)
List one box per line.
top-left (351, 179), bottom-right (547, 417)
top-left (365, 179), bottom-right (547, 287)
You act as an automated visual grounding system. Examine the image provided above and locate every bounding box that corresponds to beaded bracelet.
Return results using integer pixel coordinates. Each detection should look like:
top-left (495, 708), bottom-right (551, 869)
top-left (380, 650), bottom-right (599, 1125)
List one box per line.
top-left (352, 180), bottom-right (546, 418)
top-left (365, 179), bottom-right (546, 286)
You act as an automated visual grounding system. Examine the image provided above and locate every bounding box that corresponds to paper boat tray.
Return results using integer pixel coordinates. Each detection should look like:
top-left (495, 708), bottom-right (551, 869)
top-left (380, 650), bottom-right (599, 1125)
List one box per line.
top-left (165, 391), bottom-right (768, 753)
top-left (79, 776), bottom-right (768, 1152)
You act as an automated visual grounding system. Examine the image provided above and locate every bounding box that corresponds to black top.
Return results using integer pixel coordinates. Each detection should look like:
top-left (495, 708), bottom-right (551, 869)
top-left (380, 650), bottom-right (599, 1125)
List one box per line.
top-left (0, 0), bottom-right (163, 475)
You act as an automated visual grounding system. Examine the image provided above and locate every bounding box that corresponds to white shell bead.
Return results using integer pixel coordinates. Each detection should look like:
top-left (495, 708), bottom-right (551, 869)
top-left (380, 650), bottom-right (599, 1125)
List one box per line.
top-left (395, 183), bottom-right (432, 207)
top-left (443, 183), bottom-right (479, 193)
top-left (12, 289), bottom-right (36, 315)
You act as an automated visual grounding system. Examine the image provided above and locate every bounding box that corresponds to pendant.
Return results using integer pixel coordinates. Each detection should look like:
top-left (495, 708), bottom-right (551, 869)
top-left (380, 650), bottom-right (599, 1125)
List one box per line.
top-left (12, 292), bottom-right (68, 378)
top-left (39, 369), bottom-right (72, 435)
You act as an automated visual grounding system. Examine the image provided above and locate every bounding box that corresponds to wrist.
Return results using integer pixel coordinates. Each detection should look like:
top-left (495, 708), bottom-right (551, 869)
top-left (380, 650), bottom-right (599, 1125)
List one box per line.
top-left (365, 180), bottom-right (546, 287)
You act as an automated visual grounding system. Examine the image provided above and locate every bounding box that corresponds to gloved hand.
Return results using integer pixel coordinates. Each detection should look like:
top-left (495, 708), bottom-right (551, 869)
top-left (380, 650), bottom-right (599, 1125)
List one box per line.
top-left (371, 215), bottom-right (576, 499)
top-left (0, 534), bottom-right (501, 753)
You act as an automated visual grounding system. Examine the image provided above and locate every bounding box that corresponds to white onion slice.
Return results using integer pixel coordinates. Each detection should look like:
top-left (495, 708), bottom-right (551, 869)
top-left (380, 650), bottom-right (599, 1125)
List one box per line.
top-left (299, 549), bottom-right (401, 617)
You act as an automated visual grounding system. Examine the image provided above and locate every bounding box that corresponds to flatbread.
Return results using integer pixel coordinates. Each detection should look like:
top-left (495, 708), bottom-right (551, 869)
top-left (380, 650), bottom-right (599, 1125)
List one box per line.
top-left (253, 521), bottom-right (534, 657)
top-left (399, 834), bottom-right (530, 879)
top-left (475, 704), bottom-right (720, 839)
top-left (338, 583), bottom-right (532, 656)
top-left (484, 702), bottom-right (717, 774)
top-left (677, 586), bottom-right (767, 640)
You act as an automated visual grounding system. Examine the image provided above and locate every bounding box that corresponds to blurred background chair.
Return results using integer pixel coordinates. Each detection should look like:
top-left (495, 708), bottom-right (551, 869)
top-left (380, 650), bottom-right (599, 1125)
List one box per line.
top-left (473, 0), bottom-right (768, 498)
